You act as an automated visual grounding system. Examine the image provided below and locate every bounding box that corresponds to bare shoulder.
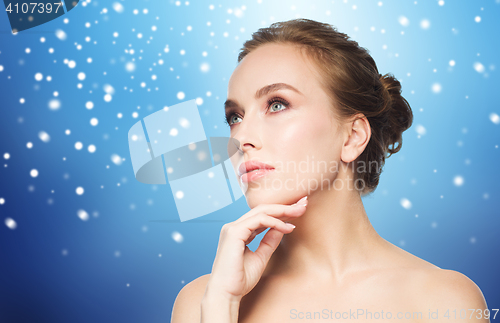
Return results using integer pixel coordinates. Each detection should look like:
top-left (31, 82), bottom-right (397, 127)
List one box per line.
top-left (379, 243), bottom-right (488, 321)
top-left (171, 273), bottom-right (211, 323)
top-left (413, 269), bottom-right (489, 322)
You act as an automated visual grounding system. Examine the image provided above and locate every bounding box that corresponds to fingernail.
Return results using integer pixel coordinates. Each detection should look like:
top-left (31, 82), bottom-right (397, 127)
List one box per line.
top-left (285, 223), bottom-right (296, 229)
top-left (297, 196), bottom-right (308, 204)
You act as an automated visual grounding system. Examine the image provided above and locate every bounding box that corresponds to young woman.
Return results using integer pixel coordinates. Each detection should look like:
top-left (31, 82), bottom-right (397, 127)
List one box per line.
top-left (172, 18), bottom-right (488, 323)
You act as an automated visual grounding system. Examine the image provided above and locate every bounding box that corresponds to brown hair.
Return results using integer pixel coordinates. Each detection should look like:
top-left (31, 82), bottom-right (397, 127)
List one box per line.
top-left (237, 18), bottom-right (413, 196)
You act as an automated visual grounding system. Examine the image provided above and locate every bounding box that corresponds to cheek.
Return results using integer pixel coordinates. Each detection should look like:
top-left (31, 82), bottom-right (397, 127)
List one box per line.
top-left (267, 112), bottom-right (341, 171)
top-left (268, 119), bottom-right (310, 164)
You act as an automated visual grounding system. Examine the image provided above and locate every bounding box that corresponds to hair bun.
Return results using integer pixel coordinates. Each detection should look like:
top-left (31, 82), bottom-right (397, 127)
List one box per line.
top-left (379, 73), bottom-right (413, 158)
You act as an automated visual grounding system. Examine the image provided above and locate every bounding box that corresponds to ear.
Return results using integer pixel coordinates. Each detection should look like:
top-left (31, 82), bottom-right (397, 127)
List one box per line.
top-left (340, 114), bottom-right (371, 163)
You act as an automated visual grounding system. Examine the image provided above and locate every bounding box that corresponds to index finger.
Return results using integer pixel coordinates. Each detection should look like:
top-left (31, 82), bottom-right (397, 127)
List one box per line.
top-left (232, 195), bottom-right (308, 225)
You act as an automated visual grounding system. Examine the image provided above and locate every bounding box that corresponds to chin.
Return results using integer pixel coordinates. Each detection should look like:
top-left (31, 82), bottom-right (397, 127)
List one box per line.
top-left (244, 188), bottom-right (275, 208)
top-left (243, 187), bottom-right (294, 209)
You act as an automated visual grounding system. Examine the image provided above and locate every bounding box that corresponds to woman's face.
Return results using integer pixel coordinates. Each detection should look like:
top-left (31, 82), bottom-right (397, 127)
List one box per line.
top-left (226, 43), bottom-right (345, 208)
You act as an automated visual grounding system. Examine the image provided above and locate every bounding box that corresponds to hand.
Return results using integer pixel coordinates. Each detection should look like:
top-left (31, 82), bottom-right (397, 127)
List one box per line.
top-left (204, 196), bottom-right (308, 303)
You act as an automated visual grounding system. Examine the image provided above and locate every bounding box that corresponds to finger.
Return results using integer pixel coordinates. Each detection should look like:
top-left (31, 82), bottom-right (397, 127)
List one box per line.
top-left (244, 227), bottom-right (267, 245)
top-left (245, 228), bottom-right (265, 245)
top-left (233, 196), bottom-right (308, 225)
top-left (254, 228), bottom-right (286, 266)
top-left (253, 203), bottom-right (306, 225)
top-left (230, 213), bottom-right (296, 244)
top-left (234, 197), bottom-right (308, 225)
top-left (224, 204), bottom-right (306, 246)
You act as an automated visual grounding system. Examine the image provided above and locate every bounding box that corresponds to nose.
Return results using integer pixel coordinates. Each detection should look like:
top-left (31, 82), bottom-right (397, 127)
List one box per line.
top-left (232, 114), bottom-right (261, 153)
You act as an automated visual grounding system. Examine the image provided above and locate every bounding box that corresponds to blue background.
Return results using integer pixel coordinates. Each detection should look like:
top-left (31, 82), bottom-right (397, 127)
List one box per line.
top-left (1, 0), bottom-right (499, 322)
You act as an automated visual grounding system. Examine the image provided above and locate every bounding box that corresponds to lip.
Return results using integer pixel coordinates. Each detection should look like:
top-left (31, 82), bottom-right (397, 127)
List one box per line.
top-left (238, 161), bottom-right (275, 178)
top-left (240, 168), bottom-right (275, 183)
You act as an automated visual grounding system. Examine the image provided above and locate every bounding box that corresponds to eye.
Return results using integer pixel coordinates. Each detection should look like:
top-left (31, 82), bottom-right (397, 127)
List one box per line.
top-left (224, 97), bottom-right (290, 127)
top-left (268, 99), bottom-right (288, 113)
top-left (266, 97), bottom-right (290, 115)
top-left (229, 115), bottom-right (242, 125)
top-left (223, 113), bottom-right (241, 127)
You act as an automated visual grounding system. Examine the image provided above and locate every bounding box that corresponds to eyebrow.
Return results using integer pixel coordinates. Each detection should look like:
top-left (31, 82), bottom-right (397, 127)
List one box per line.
top-left (224, 83), bottom-right (302, 110)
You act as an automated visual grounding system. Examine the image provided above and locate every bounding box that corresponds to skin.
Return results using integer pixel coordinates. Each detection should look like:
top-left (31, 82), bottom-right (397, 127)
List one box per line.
top-left (171, 43), bottom-right (489, 323)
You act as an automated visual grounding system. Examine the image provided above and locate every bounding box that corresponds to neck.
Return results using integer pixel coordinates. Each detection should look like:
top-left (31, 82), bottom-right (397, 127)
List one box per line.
top-left (263, 184), bottom-right (389, 284)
